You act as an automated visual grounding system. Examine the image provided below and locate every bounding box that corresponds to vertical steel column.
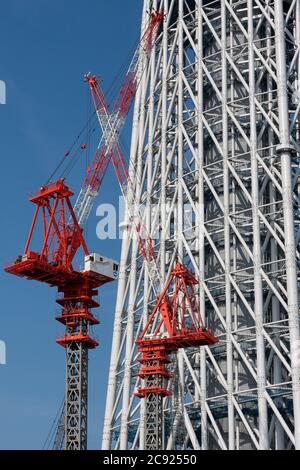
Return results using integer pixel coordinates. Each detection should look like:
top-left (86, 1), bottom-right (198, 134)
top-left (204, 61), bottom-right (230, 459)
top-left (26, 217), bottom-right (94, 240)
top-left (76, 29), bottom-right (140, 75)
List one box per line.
top-left (266, 2), bottom-right (284, 449)
top-left (119, 160), bottom-right (143, 449)
top-left (221, 0), bottom-right (235, 450)
top-left (274, 0), bottom-right (300, 450)
top-left (196, 0), bottom-right (208, 451)
top-left (247, 0), bottom-right (269, 449)
top-left (101, 2), bottom-right (149, 450)
top-left (119, 12), bottom-right (152, 446)
top-left (175, 1), bottom-right (185, 450)
top-left (101, 229), bottom-right (131, 449)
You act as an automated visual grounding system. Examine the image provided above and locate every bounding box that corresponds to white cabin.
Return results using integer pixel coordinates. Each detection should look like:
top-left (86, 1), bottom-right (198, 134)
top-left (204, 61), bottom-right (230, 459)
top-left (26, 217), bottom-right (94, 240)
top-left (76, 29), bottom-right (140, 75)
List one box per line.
top-left (84, 253), bottom-right (119, 282)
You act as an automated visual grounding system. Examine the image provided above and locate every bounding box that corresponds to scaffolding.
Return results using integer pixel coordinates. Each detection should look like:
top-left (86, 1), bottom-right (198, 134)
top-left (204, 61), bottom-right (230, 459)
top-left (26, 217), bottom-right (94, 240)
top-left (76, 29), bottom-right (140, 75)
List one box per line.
top-left (102, 0), bottom-right (300, 450)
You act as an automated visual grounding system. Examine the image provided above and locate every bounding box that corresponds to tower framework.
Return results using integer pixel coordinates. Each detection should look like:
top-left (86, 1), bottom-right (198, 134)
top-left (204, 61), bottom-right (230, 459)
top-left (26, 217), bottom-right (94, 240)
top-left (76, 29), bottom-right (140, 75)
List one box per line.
top-left (103, 0), bottom-right (300, 450)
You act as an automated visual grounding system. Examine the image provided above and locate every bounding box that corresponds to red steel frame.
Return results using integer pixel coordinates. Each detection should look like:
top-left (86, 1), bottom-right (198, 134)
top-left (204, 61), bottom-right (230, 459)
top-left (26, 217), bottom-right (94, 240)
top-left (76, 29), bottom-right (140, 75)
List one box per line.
top-left (135, 262), bottom-right (219, 397)
top-left (5, 179), bottom-right (114, 355)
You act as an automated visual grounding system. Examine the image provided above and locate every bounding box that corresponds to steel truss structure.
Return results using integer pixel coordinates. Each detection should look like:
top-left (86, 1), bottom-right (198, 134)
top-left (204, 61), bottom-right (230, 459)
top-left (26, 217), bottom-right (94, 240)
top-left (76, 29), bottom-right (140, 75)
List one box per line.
top-left (102, 0), bottom-right (300, 450)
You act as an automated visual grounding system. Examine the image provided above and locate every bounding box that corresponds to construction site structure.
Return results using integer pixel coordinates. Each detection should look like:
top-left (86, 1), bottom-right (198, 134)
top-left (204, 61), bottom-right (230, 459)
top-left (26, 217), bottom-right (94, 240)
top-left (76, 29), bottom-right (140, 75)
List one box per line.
top-left (102, 0), bottom-right (300, 451)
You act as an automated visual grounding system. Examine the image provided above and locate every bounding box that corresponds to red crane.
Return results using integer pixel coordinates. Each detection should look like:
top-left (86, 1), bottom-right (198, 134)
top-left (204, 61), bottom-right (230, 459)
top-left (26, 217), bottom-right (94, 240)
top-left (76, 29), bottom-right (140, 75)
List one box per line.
top-left (5, 179), bottom-right (116, 450)
top-left (4, 11), bottom-right (164, 450)
top-left (135, 262), bottom-right (218, 399)
top-left (133, 263), bottom-right (218, 450)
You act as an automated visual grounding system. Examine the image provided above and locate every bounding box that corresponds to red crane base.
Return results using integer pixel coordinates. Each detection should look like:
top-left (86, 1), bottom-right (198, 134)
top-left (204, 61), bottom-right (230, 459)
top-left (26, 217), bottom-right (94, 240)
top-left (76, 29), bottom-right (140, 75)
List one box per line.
top-left (135, 343), bottom-right (172, 397)
top-left (135, 329), bottom-right (218, 398)
top-left (136, 329), bottom-right (218, 351)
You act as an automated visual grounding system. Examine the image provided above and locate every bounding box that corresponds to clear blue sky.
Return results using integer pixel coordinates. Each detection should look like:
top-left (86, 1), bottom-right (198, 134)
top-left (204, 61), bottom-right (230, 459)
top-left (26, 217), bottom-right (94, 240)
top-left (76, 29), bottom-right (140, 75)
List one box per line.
top-left (0, 0), bottom-right (143, 449)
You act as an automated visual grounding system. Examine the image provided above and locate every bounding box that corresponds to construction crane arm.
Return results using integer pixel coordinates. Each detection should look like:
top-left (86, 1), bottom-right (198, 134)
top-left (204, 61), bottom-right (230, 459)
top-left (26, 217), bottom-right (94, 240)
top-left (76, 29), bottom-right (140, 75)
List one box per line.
top-left (85, 77), bottom-right (163, 294)
top-left (72, 11), bottom-right (164, 293)
top-left (73, 11), bottom-right (164, 230)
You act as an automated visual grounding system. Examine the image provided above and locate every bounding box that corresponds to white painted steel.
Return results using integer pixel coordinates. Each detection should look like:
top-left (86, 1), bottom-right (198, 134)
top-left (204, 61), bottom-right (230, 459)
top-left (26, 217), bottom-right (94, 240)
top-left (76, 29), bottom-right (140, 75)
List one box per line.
top-left (103, 0), bottom-right (300, 450)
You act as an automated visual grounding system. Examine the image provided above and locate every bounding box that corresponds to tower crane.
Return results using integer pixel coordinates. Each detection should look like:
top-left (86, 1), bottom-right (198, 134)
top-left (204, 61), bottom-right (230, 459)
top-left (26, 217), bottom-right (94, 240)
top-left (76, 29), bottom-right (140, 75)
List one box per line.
top-left (83, 24), bottom-right (219, 451)
top-left (80, 10), bottom-right (165, 296)
top-left (4, 11), bottom-right (164, 450)
top-left (135, 263), bottom-right (218, 449)
top-left (5, 8), bottom-right (217, 450)
top-left (87, 75), bottom-right (219, 448)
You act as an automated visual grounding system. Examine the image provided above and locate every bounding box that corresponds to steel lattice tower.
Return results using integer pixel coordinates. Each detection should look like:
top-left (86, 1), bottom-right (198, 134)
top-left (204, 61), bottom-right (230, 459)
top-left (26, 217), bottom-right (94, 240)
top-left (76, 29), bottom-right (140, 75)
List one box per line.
top-left (102, 0), bottom-right (300, 450)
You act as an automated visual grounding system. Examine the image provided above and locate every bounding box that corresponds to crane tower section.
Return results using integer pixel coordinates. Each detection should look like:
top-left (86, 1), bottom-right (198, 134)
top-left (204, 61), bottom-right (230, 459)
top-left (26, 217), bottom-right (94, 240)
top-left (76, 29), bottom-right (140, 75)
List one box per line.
top-left (103, 0), bottom-right (300, 450)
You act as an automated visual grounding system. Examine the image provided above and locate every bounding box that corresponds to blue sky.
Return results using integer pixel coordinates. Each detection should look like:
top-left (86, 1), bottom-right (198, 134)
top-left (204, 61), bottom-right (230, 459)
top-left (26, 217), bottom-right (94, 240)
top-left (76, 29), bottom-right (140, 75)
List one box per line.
top-left (0, 0), bottom-right (143, 449)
